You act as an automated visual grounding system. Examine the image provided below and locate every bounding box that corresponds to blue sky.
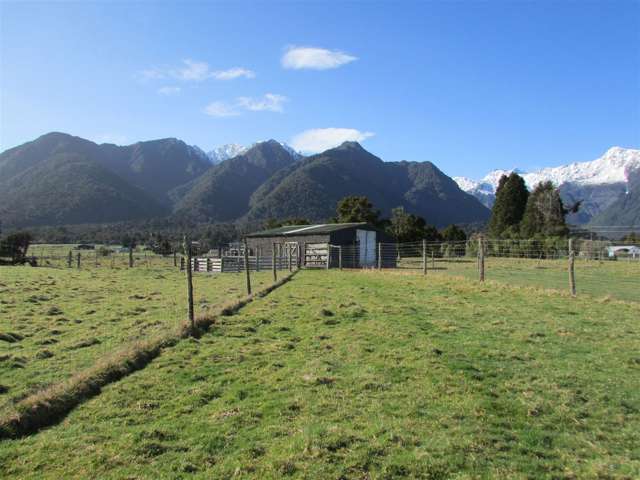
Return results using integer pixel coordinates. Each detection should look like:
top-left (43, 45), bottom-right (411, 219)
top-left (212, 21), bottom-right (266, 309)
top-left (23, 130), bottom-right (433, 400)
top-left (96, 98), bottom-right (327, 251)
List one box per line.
top-left (1, 1), bottom-right (639, 179)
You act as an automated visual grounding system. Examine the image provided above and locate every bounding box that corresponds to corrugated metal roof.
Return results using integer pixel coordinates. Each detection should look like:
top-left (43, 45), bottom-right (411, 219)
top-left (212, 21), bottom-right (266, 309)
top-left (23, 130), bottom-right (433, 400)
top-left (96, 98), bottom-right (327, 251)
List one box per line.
top-left (246, 222), bottom-right (370, 237)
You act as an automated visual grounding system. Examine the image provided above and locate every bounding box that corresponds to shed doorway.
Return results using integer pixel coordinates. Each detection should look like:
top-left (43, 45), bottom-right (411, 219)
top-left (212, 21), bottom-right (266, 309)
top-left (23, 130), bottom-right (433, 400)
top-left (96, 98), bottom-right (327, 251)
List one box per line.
top-left (357, 229), bottom-right (377, 267)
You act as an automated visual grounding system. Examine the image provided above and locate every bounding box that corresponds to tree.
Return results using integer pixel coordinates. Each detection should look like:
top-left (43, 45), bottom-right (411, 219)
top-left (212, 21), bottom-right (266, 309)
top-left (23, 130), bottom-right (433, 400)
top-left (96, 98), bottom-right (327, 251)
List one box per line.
top-left (264, 218), bottom-right (311, 229)
top-left (335, 196), bottom-right (381, 225)
top-left (621, 232), bottom-right (640, 243)
top-left (387, 206), bottom-right (441, 242)
top-left (488, 173), bottom-right (529, 237)
top-left (0, 231), bottom-right (33, 264)
top-left (520, 181), bottom-right (568, 238)
top-left (441, 224), bottom-right (467, 242)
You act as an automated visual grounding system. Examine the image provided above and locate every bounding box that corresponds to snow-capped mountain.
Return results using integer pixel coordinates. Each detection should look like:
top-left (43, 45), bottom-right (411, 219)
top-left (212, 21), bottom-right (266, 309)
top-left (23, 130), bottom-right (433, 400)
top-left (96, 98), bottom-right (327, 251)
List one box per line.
top-left (454, 147), bottom-right (640, 224)
top-left (206, 141), bottom-right (302, 164)
top-left (207, 144), bottom-right (247, 164)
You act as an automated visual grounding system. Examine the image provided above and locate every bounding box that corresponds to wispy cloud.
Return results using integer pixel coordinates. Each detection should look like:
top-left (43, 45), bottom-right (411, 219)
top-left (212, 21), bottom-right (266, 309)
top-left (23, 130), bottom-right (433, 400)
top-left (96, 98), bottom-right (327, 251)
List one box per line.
top-left (290, 128), bottom-right (374, 153)
top-left (204, 93), bottom-right (288, 117)
top-left (213, 67), bottom-right (255, 80)
top-left (203, 101), bottom-right (241, 118)
top-left (237, 93), bottom-right (287, 112)
top-left (138, 60), bottom-right (255, 83)
top-left (157, 86), bottom-right (181, 96)
top-left (281, 46), bottom-right (357, 70)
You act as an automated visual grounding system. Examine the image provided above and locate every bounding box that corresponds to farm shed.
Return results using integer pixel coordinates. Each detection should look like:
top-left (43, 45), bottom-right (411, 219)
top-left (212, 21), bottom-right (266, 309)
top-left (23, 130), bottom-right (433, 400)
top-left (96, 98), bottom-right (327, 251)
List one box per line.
top-left (607, 245), bottom-right (640, 259)
top-left (245, 222), bottom-right (395, 269)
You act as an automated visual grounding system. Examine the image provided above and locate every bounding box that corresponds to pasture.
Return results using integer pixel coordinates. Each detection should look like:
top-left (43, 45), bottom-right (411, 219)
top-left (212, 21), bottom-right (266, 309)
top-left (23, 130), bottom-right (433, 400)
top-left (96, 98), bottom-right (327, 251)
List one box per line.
top-left (0, 266), bottom-right (274, 414)
top-left (1, 267), bottom-right (638, 479)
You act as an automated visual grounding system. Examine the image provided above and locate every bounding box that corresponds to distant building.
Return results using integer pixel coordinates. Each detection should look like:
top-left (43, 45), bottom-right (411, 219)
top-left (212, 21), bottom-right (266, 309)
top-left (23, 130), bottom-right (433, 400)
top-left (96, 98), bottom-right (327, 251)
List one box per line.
top-left (607, 245), bottom-right (640, 259)
top-left (245, 222), bottom-right (395, 268)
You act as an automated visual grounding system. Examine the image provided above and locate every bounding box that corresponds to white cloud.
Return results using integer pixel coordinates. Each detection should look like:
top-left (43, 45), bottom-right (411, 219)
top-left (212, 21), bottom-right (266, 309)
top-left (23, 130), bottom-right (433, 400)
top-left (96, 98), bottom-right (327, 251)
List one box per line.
top-left (157, 86), bottom-right (181, 96)
top-left (281, 46), bottom-right (357, 70)
top-left (204, 93), bottom-right (288, 117)
top-left (237, 93), bottom-right (288, 112)
top-left (213, 67), bottom-right (255, 80)
top-left (290, 128), bottom-right (374, 153)
top-left (139, 60), bottom-right (254, 82)
top-left (175, 59), bottom-right (212, 81)
top-left (203, 101), bottom-right (241, 117)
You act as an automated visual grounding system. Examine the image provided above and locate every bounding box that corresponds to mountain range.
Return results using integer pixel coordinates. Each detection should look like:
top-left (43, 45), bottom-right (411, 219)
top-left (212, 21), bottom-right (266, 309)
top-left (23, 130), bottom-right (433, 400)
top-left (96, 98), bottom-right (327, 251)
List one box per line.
top-left (0, 132), bottom-right (490, 229)
top-left (454, 147), bottom-right (640, 225)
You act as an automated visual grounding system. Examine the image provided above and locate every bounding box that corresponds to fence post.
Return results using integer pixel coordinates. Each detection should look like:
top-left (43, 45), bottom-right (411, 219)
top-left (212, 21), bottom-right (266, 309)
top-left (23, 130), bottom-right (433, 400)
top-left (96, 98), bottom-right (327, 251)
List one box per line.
top-left (339, 246), bottom-right (343, 270)
top-left (288, 245), bottom-right (292, 272)
top-left (128, 246), bottom-right (133, 268)
top-left (67, 250), bottom-right (72, 268)
top-left (422, 239), bottom-right (427, 275)
top-left (326, 244), bottom-right (331, 270)
top-left (183, 235), bottom-right (195, 334)
top-left (95, 251), bottom-right (98, 268)
top-left (173, 251), bottom-right (177, 267)
top-left (272, 243), bottom-right (277, 282)
top-left (256, 247), bottom-right (261, 272)
top-left (478, 236), bottom-right (485, 282)
top-left (243, 238), bottom-right (252, 295)
top-left (377, 243), bottom-right (382, 270)
top-left (77, 253), bottom-right (81, 269)
top-left (303, 242), bottom-right (307, 268)
top-left (569, 238), bottom-right (576, 297)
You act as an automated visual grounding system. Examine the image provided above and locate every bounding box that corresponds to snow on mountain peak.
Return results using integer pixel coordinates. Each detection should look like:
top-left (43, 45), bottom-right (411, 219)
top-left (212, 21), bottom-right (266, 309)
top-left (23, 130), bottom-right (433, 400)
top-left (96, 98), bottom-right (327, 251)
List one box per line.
top-left (207, 144), bottom-right (247, 164)
top-left (455, 147), bottom-right (640, 196)
top-left (206, 141), bottom-right (302, 164)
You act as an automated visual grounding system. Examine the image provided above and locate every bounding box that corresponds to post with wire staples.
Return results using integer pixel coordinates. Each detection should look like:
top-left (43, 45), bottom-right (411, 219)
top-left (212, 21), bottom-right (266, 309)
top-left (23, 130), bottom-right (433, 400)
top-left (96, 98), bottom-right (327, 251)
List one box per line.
top-left (243, 238), bottom-right (252, 295)
top-left (377, 243), bottom-right (382, 270)
top-left (478, 235), bottom-right (485, 282)
top-left (326, 244), bottom-right (331, 270)
top-left (568, 238), bottom-right (576, 297)
top-left (183, 235), bottom-right (195, 334)
top-left (272, 243), bottom-right (277, 282)
top-left (339, 246), bottom-right (343, 270)
top-left (422, 239), bottom-right (427, 276)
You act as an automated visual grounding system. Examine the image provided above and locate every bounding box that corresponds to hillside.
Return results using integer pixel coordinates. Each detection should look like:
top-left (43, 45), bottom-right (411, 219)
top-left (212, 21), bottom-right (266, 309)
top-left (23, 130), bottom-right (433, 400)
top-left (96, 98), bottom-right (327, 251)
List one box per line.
top-left (589, 169), bottom-right (640, 227)
top-left (1, 133), bottom-right (490, 229)
top-left (173, 140), bottom-right (299, 222)
top-left (0, 132), bottom-right (210, 227)
top-left (0, 151), bottom-right (165, 227)
top-left (245, 142), bottom-right (490, 226)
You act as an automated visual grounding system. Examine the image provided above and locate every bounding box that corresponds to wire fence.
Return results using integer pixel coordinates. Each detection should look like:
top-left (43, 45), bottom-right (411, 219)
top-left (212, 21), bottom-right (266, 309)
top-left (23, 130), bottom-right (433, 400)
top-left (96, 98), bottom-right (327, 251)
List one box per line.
top-left (18, 239), bottom-right (640, 303)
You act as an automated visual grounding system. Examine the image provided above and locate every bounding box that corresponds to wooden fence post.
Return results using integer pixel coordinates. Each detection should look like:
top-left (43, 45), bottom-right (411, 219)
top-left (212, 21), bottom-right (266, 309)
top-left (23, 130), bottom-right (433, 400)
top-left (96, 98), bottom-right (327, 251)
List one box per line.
top-left (377, 243), bottom-right (382, 270)
top-left (478, 236), bottom-right (485, 282)
top-left (94, 251), bottom-right (98, 268)
top-left (303, 242), bottom-right (307, 269)
top-left (77, 253), bottom-right (81, 269)
top-left (67, 250), bottom-right (72, 268)
top-left (173, 251), bottom-right (177, 267)
top-left (256, 247), bottom-right (261, 272)
top-left (272, 243), bottom-right (277, 282)
top-left (128, 246), bottom-right (133, 268)
top-left (569, 238), bottom-right (576, 297)
top-left (243, 238), bottom-right (252, 295)
top-left (339, 246), bottom-right (343, 270)
top-left (326, 244), bottom-right (331, 270)
top-left (422, 239), bottom-right (427, 275)
top-left (183, 235), bottom-right (195, 334)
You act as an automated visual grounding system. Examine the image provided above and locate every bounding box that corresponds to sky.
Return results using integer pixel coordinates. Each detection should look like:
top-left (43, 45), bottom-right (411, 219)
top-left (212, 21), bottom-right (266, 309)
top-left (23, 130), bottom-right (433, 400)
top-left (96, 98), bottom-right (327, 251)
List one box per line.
top-left (1, 0), bottom-right (639, 179)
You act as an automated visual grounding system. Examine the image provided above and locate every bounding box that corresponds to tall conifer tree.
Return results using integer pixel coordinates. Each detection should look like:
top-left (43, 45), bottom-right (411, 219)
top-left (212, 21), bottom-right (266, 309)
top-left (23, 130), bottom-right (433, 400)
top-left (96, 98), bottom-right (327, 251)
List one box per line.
top-left (488, 173), bottom-right (529, 237)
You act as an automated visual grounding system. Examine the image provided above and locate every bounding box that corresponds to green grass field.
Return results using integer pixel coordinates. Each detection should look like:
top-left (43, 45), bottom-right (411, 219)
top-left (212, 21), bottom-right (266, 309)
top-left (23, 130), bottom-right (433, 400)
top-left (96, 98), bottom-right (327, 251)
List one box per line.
top-left (0, 266), bottom-right (274, 414)
top-left (400, 256), bottom-right (639, 303)
top-left (1, 269), bottom-right (638, 479)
